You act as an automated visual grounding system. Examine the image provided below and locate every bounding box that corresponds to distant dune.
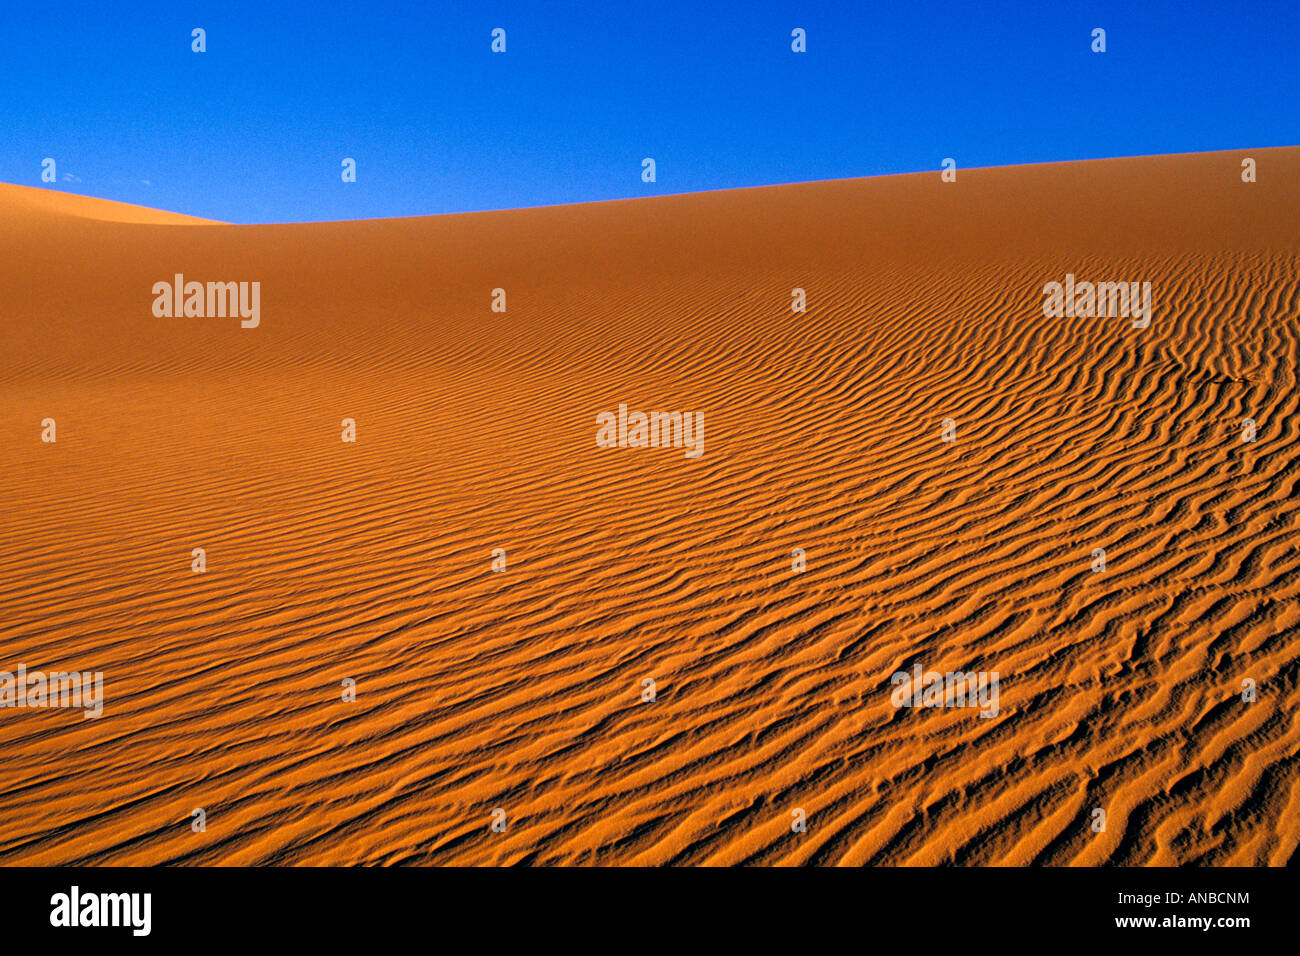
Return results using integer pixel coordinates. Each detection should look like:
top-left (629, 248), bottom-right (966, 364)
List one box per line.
top-left (0, 148), bottom-right (1296, 865)
top-left (1, 183), bottom-right (223, 225)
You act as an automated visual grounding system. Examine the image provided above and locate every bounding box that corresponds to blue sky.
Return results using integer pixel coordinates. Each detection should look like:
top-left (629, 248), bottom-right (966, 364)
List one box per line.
top-left (2, 0), bottom-right (1296, 223)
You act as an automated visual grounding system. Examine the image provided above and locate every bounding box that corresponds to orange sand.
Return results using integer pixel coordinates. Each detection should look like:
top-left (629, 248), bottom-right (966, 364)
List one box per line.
top-left (1, 148), bottom-right (1297, 865)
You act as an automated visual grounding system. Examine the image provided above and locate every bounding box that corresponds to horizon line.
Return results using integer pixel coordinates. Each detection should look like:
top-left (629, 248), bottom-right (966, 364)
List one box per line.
top-left (10, 143), bottom-right (1295, 228)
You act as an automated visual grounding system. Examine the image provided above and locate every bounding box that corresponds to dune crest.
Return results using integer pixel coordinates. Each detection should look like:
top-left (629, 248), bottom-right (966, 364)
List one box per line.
top-left (0, 182), bottom-right (223, 225)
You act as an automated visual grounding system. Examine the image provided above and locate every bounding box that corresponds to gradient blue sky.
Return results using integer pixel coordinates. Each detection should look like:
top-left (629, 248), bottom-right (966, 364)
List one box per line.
top-left (3, 0), bottom-right (1296, 223)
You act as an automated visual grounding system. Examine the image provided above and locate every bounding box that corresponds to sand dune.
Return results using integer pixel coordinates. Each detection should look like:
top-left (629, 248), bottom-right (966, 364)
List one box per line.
top-left (0, 148), bottom-right (1297, 865)
top-left (1, 183), bottom-right (222, 225)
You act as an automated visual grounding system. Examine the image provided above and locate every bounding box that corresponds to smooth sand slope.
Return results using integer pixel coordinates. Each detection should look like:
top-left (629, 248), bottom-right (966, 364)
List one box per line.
top-left (1, 149), bottom-right (1297, 865)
